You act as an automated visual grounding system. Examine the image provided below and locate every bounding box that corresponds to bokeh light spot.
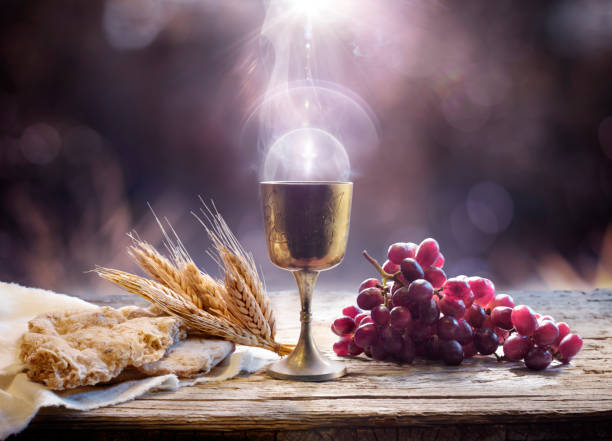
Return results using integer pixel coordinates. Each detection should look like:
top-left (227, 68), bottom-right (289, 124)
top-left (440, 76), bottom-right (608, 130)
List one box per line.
top-left (103, 0), bottom-right (165, 50)
top-left (19, 123), bottom-right (62, 165)
top-left (466, 181), bottom-right (514, 234)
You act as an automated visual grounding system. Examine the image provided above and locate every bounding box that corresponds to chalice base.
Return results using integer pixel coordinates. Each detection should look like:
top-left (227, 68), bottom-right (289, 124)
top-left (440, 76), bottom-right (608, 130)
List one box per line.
top-left (267, 336), bottom-right (346, 381)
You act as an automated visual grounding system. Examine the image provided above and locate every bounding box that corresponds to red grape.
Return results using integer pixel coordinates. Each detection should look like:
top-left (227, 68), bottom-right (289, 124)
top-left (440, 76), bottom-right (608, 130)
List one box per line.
top-left (383, 260), bottom-right (400, 275)
top-left (360, 316), bottom-right (373, 326)
top-left (406, 242), bottom-right (419, 256)
top-left (503, 334), bottom-right (532, 361)
top-left (390, 306), bottom-right (413, 330)
top-left (488, 293), bottom-right (515, 309)
top-left (357, 287), bottom-right (384, 310)
top-left (558, 334), bottom-right (583, 363)
top-left (332, 316), bottom-right (356, 336)
top-left (354, 312), bottom-right (369, 327)
top-left (433, 253), bottom-right (445, 268)
top-left (400, 258), bottom-right (425, 283)
top-left (411, 324), bottom-right (435, 343)
top-left (371, 304), bottom-right (391, 326)
top-left (415, 238), bottom-right (440, 269)
top-left (333, 336), bottom-right (351, 356)
top-left (491, 306), bottom-right (514, 330)
top-left (481, 316), bottom-right (493, 329)
top-left (370, 338), bottom-right (388, 361)
top-left (424, 266), bottom-right (446, 289)
top-left (455, 319), bottom-right (473, 345)
top-left (414, 344), bottom-right (425, 356)
top-left (439, 296), bottom-right (466, 318)
top-left (358, 278), bottom-right (379, 293)
top-left (524, 347), bottom-right (553, 370)
top-left (397, 338), bottom-right (416, 364)
top-left (354, 323), bottom-right (378, 348)
top-left (465, 303), bottom-right (487, 328)
top-left (440, 339), bottom-right (464, 365)
top-left (437, 316), bottom-right (459, 340)
top-left (387, 242), bottom-right (417, 264)
top-left (424, 335), bottom-right (441, 360)
top-left (342, 305), bottom-right (362, 319)
top-left (407, 300), bottom-right (421, 321)
top-left (391, 286), bottom-right (410, 307)
top-left (474, 328), bottom-right (499, 355)
top-left (463, 341), bottom-right (477, 358)
top-left (553, 322), bottom-right (571, 347)
top-left (381, 326), bottom-right (404, 353)
top-left (418, 297), bottom-right (440, 325)
top-left (408, 279), bottom-right (434, 303)
top-left (348, 340), bottom-right (363, 356)
top-left (534, 321), bottom-right (559, 346)
top-left (511, 305), bottom-right (538, 336)
top-left (442, 278), bottom-right (472, 301)
top-left (463, 289), bottom-right (475, 308)
top-left (468, 276), bottom-right (495, 307)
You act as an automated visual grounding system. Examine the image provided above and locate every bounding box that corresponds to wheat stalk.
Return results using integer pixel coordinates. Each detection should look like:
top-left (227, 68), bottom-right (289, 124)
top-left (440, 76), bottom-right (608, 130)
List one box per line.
top-left (193, 200), bottom-right (277, 339)
top-left (95, 267), bottom-right (292, 355)
top-left (95, 204), bottom-right (288, 355)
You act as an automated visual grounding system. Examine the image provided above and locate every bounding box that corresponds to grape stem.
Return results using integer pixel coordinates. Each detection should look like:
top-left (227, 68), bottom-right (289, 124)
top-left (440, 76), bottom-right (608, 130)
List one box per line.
top-left (362, 250), bottom-right (407, 287)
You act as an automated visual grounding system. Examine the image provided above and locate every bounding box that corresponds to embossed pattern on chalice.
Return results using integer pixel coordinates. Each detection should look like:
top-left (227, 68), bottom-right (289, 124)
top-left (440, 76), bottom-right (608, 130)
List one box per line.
top-left (261, 182), bottom-right (352, 271)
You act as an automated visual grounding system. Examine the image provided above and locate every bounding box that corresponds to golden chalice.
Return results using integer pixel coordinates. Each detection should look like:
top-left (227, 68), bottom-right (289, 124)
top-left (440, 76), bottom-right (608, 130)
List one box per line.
top-left (261, 181), bottom-right (352, 381)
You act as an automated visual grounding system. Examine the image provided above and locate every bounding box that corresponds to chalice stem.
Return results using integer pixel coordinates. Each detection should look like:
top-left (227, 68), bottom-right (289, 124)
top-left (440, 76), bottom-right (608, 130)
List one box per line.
top-left (265, 268), bottom-right (346, 381)
top-left (293, 269), bottom-right (319, 349)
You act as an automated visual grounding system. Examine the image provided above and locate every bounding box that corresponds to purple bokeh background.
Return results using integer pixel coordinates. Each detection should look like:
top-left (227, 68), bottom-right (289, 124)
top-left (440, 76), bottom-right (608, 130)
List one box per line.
top-left (1, 0), bottom-right (612, 295)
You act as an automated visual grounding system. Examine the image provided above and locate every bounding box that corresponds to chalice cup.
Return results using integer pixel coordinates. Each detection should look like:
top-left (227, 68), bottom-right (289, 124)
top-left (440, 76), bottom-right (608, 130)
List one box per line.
top-left (261, 181), bottom-right (352, 381)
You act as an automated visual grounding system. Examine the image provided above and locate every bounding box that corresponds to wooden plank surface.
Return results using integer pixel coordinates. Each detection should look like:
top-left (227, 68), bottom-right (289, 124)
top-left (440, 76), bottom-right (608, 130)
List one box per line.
top-left (16, 289), bottom-right (612, 440)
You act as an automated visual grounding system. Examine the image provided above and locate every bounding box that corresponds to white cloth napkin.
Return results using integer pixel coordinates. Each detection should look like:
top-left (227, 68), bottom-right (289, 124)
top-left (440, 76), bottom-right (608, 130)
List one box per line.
top-left (0, 282), bottom-right (278, 440)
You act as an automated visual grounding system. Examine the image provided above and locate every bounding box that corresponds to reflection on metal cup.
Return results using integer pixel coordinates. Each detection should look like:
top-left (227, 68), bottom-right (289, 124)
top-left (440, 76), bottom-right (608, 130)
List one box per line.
top-left (260, 181), bottom-right (352, 381)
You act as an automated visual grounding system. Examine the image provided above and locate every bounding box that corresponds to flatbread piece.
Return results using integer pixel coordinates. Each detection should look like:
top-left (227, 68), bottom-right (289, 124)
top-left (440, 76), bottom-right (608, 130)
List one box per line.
top-left (137, 338), bottom-right (235, 377)
top-left (20, 306), bottom-right (186, 390)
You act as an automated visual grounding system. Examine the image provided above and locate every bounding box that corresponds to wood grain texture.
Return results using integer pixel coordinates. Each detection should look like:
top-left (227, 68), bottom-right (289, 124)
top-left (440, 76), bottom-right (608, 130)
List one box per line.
top-left (14, 289), bottom-right (612, 441)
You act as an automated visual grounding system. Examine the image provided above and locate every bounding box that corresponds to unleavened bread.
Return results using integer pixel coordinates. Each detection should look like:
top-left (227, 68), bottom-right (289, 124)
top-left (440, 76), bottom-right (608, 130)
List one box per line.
top-left (20, 306), bottom-right (186, 390)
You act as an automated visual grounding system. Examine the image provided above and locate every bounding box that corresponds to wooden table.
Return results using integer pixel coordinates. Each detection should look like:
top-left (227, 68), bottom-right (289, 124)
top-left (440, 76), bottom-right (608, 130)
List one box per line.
top-left (13, 289), bottom-right (612, 441)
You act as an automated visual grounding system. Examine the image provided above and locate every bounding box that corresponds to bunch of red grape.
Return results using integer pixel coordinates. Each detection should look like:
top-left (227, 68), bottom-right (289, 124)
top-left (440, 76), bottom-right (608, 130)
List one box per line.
top-left (331, 239), bottom-right (583, 370)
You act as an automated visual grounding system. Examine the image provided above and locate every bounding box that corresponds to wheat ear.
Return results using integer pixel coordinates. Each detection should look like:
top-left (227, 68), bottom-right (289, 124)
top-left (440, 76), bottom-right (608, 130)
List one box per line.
top-left (181, 261), bottom-right (228, 317)
top-left (220, 247), bottom-right (272, 340)
top-left (127, 239), bottom-right (197, 304)
top-left (223, 250), bottom-right (276, 337)
top-left (193, 201), bottom-right (277, 338)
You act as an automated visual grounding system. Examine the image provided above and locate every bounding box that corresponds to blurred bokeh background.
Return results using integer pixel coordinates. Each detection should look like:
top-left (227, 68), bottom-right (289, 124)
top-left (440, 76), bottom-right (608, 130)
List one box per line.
top-left (1, 0), bottom-right (612, 295)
